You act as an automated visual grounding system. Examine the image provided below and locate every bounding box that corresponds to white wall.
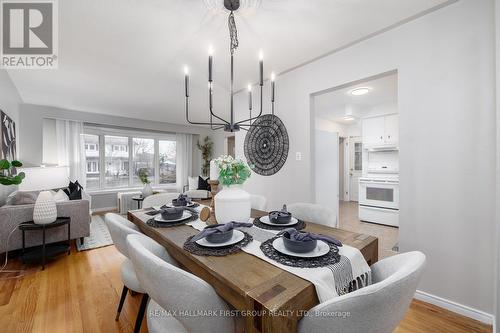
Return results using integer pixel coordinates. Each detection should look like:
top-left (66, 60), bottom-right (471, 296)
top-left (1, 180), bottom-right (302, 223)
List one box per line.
top-left (0, 70), bottom-right (22, 204)
top-left (233, 0), bottom-right (495, 315)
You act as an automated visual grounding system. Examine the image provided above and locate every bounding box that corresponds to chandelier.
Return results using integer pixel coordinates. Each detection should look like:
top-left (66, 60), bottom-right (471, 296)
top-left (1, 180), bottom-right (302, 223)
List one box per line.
top-left (183, 0), bottom-right (275, 132)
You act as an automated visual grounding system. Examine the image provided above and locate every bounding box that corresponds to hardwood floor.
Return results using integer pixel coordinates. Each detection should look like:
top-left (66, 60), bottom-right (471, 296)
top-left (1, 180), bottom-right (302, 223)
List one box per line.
top-left (0, 243), bottom-right (492, 333)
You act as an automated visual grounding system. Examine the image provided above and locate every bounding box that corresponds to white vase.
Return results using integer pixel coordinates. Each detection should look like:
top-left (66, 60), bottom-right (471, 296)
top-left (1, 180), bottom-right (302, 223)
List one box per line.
top-left (142, 183), bottom-right (153, 197)
top-left (33, 191), bottom-right (57, 225)
top-left (214, 184), bottom-right (251, 224)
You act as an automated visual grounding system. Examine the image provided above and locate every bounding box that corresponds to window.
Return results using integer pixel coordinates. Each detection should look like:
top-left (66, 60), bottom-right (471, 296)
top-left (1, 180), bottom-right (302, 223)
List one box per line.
top-left (83, 134), bottom-right (100, 190)
top-left (132, 138), bottom-right (155, 185)
top-left (159, 140), bottom-right (176, 184)
top-left (105, 136), bottom-right (129, 188)
top-left (85, 143), bottom-right (98, 151)
top-left (87, 161), bottom-right (99, 173)
top-left (82, 127), bottom-right (180, 191)
top-left (354, 142), bottom-right (362, 171)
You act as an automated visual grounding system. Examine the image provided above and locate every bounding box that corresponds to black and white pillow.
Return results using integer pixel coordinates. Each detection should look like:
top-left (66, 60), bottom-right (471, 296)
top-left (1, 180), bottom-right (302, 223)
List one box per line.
top-left (197, 176), bottom-right (210, 191)
top-left (63, 181), bottom-right (83, 200)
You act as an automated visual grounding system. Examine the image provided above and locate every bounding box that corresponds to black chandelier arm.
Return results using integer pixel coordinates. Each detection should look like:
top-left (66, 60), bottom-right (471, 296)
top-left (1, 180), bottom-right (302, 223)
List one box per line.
top-left (185, 98), bottom-right (227, 127)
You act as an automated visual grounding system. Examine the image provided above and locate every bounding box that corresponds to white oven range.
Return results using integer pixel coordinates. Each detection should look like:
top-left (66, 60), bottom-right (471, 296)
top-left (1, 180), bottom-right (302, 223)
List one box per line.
top-left (358, 177), bottom-right (399, 227)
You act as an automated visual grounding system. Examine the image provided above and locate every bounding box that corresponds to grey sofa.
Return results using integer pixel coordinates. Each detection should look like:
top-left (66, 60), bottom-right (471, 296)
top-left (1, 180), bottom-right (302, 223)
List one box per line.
top-left (0, 198), bottom-right (91, 254)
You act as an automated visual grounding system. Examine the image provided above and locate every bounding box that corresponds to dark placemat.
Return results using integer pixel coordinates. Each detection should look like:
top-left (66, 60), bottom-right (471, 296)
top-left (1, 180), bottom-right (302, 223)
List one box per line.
top-left (260, 236), bottom-right (340, 268)
top-left (183, 231), bottom-right (253, 256)
top-left (253, 217), bottom-right (306, 231)
top-left (146, 212), bottom-right (199, 228)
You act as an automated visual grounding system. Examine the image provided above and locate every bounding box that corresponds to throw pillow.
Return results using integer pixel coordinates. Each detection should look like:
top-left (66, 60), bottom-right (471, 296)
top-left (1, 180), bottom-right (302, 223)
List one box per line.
top-left (5, 191), bottom-right (37, 205)
top-left (68, 188), bottom-right (82, 200)
top-left (188, 176), bottom-right (198, 191)
top-left (68, 181), bottom-right (78, 193)
top-left (53, 189), bottom-right (69, 202)
top-left (197, 176), bottom-right (210, 191)
top-left (64, 180), bottom-right (84, 200)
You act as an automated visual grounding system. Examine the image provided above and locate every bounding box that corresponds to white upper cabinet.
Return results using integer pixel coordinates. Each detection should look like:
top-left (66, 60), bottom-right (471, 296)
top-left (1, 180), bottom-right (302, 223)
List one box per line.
top-left (362, 117), bottom-right (385, 146)
top-left (362, 114), bottom-right (399, 148)
top-left (384, 114), bottom-right (399, 145)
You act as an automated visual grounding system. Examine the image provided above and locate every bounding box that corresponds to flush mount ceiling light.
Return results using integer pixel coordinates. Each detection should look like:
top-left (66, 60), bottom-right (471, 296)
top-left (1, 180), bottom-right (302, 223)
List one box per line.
top-left (350, 87), bottom-right (371, 96)
top-left (343, 116), bottom-right (355, 121)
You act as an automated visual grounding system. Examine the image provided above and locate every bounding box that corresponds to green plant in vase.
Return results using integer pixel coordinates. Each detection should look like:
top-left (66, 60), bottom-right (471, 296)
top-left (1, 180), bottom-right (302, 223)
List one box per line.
top-left (214, 155), bottom-right (251, 186)
top-left (0, 159), bottom-right (25, 185)
top-left (138, 168), bottom-right (150, 185)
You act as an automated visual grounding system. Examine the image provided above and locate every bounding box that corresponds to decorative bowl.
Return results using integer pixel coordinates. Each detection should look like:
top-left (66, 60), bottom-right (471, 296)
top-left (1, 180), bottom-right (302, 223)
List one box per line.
top-left (282, 234), bottom-right (317, 253)
top-left (172, 198), bottom-right (188, 207)
top-left (205, 225), bottom-right (234, 243)
top-left (268, 210), bottom-right (292, 224)
top-left (160, 207), bottom-right (184, 220)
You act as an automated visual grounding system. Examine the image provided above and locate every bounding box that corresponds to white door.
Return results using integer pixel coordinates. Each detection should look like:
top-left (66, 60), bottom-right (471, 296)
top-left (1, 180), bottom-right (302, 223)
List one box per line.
top-left (362, 117), bottom-right (385, 147)
top-left (314, 130), bottom-right (339, 226)
top-left (349, 137), bottom-right (363, 202)
top-left (384, 114), bottom-right (399, 145)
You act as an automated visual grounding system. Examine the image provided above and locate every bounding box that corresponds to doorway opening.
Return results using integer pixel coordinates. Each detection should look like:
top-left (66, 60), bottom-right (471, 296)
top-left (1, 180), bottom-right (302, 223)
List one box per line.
top-left (225, 136), bottom-right (235, 157)
top-left (312, 70), bottom-right (400, 259)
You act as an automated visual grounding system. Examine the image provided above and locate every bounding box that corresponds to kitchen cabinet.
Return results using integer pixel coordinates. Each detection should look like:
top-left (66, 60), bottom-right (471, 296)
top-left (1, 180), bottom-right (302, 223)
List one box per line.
top-left (384, 114), bottom-right (399, 145)
top-left (362, 114), bottom-right (399, 147)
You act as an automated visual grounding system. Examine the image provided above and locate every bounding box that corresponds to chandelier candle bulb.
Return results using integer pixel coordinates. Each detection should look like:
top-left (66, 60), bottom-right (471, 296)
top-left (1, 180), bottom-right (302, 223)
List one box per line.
top-left (209, 84), bottom-right (213, 109)
top-left (248, 84), bottom-right (252, 110)
top-left (259, 50), bottom-right (264, 86)
top-left (208, 45), bottom-right (213, 82)
top-left (271, 72), bottom-right (275, 102)
top-left (184, 66), bottom-right (189, 97)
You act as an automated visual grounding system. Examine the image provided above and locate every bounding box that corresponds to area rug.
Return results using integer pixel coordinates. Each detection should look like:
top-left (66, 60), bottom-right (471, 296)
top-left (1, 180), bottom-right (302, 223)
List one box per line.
top-left (76, 215), bottom-right (113, 251)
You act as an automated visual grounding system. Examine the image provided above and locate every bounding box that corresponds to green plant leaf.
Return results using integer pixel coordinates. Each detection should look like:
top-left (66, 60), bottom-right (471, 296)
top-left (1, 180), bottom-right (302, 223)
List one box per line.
top-left (11, 160), bottom-right (22, 167)
top-left (0, 159), bottom-right (10, 170)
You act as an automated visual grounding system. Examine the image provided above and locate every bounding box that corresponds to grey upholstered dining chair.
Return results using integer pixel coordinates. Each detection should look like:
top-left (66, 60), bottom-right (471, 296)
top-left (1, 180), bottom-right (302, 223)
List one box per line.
top-left (250, 194), bottom-right (267, 211)
top-left (287, 202), bottom-right (337, 227)
top-left (142, 192), bottom-right (180, 209)
top-left (126, 233), bottom-right (242, 333)
top-left (298, 251), bottom-right (426, 333)
top-left (104, 213), bottom-right (151, 333)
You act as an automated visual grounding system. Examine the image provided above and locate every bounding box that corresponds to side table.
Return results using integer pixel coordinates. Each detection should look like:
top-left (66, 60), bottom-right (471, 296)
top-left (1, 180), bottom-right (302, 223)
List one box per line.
top-left (131, 195), bottom-right (144, 209)
top-left (19, 217), bottom-right (71, 270)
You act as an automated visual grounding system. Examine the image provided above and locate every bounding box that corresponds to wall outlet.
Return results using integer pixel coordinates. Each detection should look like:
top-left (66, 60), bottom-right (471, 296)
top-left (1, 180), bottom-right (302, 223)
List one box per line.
top-left (295, 152), bottom-right (302, 161)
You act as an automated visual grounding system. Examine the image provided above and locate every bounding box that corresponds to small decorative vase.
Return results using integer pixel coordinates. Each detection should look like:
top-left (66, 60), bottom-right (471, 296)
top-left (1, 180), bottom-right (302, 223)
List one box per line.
top-left (214, 184), bottom-right (251, 224)
top-left (142, 183), bottom-right (153, 197)
top-left (33, 191), bottom-right (57, 225)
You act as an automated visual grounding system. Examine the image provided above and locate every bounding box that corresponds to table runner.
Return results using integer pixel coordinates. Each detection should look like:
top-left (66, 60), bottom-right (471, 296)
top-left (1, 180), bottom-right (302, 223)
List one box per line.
top-left (186, 216), bottom-right (371, 303)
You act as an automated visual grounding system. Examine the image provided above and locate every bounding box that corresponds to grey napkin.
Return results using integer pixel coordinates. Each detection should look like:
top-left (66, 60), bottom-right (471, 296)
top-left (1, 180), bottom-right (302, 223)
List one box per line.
top-left (278, 228), bottom-right (343, 247)
top-left (146, 206), bottom-right (198, 216)
top-left (191, 222), bottom-right (253, 242)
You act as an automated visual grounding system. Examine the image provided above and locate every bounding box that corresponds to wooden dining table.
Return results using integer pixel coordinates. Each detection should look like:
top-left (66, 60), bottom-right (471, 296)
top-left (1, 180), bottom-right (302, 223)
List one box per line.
top-left (128, 202), bottom-right (378, 333)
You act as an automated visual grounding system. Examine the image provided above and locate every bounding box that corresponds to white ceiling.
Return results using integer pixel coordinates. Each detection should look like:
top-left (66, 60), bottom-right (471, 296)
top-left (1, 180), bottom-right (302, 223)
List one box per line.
top-left (7, 0), bottom-right (449, 125)
top-left (314, 72), bottom-right (398, 124)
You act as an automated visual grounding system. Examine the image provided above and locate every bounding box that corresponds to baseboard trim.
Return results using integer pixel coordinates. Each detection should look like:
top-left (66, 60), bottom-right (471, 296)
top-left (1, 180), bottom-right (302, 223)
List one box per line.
top-left (91, 207), bottom-right (118, 214)
top-left (414, 290), bottom-right (494, 326)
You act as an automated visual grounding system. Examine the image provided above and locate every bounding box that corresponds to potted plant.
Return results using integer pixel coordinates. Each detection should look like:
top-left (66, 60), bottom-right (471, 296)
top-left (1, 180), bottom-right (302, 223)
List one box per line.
top-left (213, 155), bottom-right (252, 224)
top-left (197, 136), bottom-right (214, 177)
top-left (0, 159), bottom-right (25, 185)
top-left (138, 168), bottom-right (153, 197)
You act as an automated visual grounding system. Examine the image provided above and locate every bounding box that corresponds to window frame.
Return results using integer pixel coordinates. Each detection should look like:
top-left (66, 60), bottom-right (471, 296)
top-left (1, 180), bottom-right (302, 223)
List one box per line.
top-left (83, 126), bottom-right (177, 192)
